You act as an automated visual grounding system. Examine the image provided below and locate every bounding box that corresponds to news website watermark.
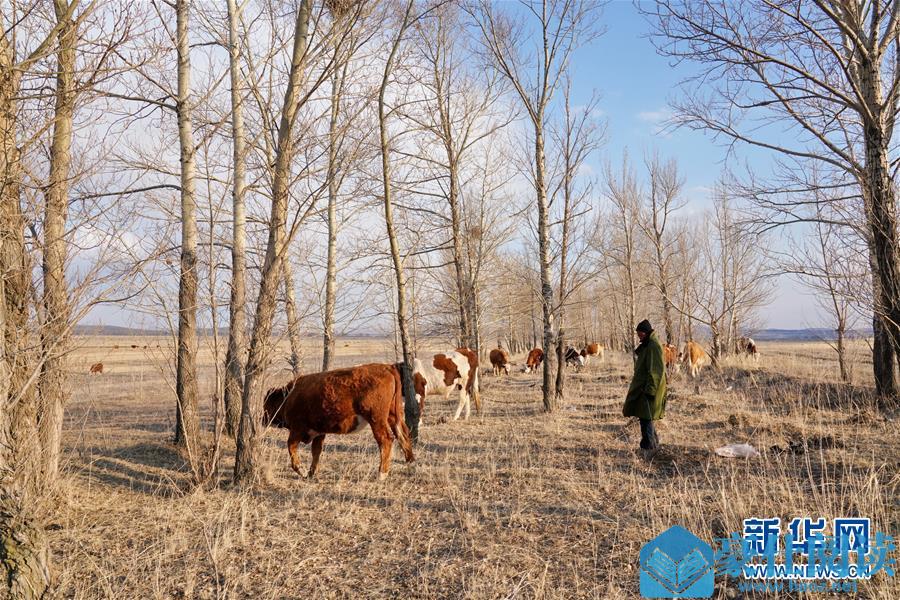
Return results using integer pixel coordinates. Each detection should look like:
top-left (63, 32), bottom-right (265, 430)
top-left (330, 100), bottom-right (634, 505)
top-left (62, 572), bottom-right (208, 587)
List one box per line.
top-left (639, 518), bottom-right (896, 598)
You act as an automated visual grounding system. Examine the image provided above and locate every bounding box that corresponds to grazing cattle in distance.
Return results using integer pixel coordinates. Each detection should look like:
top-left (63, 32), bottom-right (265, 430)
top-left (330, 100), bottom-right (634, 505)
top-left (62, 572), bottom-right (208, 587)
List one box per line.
top-left (662, 344), bottom-right (680, 374)
top-left (455, 347), bottom-right (481, 414)
top-left (738, 336), bottom-right (759, 361)
top-left (413, 351), bottom-right (470, 422)
top-left (564, 346), bottom-right (585, 369)
top-left (682, 341), bottom-right (710, 379)
top-left (579, 343), bottom-right (605, 366)
top-left (489, 347), bottom-right (511, 376)
top-left (523, 348), bottom-right (544, 373)
top-left (263, 363), bottom-right (414, 480)
top-left (89, 362), bottom-right (104, 375)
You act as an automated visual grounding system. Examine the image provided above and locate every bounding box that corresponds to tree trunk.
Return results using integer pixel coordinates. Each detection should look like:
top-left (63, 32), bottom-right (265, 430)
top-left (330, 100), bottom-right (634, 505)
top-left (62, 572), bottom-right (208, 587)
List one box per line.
top-left (322, 62), bottom-right (340, 372)
top-left (223, 0), bottom-right (247, 438)
top-left (173, 0), bottom-right (202, 476)
top-left (658, 266), bottom-right (674, 345)
top-left (235, 0), bottom-right (310, 485)
top-left (283, 258), bottom-right (302, 376)
top-left (836, 325), bottom-right (850, 383)
top-left (534, 124), bottom-right (555, 412)
top-left (36, 0), bottom-right (76, 486)
top-left (555, 130), bottom-right (573, 403)
top-left (871, 313), bottom-right (895, 396)
top-left (1, 36), bottom-right (51, 599)
top-left (860, 55), bottom-right (900, 397)
top-left (379, 0), bottom-right (418, 441)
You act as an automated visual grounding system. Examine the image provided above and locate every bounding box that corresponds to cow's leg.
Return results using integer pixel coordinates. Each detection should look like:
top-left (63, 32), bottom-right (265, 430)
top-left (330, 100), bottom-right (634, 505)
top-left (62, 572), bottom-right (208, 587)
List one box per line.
top-left (287, 430), bottom-right (303, 477)
top-left (307, 434), bottom-right (325, 479)
top-left (370, 420), bottom-right (394, 481)
top-left (453, 388), bottom-right (469, 421)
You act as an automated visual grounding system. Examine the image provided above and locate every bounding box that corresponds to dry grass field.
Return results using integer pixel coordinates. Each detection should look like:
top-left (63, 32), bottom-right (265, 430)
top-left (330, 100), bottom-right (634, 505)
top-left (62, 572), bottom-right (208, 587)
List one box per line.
top-left (50, 336), bottom-right (898, 599)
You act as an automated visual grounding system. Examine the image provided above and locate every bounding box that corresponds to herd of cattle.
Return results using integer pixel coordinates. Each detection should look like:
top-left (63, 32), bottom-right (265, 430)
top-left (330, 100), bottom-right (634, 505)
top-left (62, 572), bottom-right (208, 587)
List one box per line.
top-left (83, 335), bottom-right (758, 479)
top-left (258, 336), bottom-right (759, 480)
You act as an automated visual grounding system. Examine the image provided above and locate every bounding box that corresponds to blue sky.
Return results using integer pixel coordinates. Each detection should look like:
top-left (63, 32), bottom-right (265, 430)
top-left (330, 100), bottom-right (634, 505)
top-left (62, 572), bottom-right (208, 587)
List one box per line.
top-left (566, 1), bottom-right (824, 329)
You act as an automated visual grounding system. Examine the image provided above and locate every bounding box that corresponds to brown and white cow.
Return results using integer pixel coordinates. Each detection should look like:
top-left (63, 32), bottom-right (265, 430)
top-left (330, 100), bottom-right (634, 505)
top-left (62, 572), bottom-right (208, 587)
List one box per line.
top-left (564, 346), bottom-right (585, 369)
top-left (579, 343), bottom-right (605, 366)
top-left (662, 344), bottom-right (680, 374)
top-left (413, 350), bottom-right (470, 422)
top-left (455, 347), bottom-right (481, 414)
top-left (263, 363), bottom-right (414, 480)
top-left (523, 348), bottom-right (544, 373)
top-left (738, 336), bottom-right (759, 361)
top-left (89, 362), bottom-right (104, 375)
top-left (682, 341), bottom-right (710, 379)
top-left (489, 347), bottom-right (511, 376)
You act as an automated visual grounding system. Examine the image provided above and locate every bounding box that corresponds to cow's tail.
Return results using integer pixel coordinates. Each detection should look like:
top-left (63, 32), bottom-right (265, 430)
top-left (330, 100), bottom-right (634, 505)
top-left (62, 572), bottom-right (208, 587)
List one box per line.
top-left (471, 365), bottom-right (481, 414)
top-left (391, 365), bottom-right (414, 463)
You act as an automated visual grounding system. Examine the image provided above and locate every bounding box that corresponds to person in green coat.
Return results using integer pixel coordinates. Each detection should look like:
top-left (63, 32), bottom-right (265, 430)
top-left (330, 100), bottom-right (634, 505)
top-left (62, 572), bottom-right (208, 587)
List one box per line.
top-left (623, 319), bottom-right (666, 451)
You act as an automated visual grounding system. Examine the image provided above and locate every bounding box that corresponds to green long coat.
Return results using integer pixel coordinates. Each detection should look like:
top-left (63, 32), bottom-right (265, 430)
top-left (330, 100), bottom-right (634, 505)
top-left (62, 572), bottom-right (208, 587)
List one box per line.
top-left (623, 331), bottom-right (667, 420)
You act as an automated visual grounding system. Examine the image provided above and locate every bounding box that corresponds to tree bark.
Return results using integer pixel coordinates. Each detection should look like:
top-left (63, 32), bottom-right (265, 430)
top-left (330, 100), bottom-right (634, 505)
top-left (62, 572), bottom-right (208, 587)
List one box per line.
top-left (534, 123), bottom-right (555, 412)
top-left (37, 0), bottom-right (77, 485)
top-left (283, 258), bottom-right (302, 376)
top-left (235, 0), bottom-right (310, 485)
top-left (173, 0), bottom-right (202, 475)
top-left (322, 61), bottom-right (340, 372)
top-left (223, 0), bottom-right (247, 438)
top-left (862, 139), bottom-right (900, 397)
top-left (1, 33), bottom-right (50, 600)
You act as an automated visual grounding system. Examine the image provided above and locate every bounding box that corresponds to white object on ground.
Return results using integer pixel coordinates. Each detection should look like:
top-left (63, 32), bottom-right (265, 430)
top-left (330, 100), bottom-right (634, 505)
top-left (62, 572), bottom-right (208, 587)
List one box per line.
top-left (714, 443), bottom-right (760, 458)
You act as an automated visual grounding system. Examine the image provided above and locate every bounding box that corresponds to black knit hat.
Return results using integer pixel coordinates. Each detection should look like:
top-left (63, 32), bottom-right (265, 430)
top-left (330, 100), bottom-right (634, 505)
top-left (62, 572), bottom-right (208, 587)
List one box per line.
top-left (636, 319), bottom-right (653, 334)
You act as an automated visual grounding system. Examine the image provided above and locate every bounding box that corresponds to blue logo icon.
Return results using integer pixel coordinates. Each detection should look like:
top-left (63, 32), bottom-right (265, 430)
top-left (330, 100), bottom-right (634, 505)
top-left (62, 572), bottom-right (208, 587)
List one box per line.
top-left (641, 525), bottom-right (715, 598)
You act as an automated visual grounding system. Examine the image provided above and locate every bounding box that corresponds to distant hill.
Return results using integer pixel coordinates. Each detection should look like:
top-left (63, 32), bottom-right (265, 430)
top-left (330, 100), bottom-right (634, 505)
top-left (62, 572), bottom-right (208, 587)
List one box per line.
top-left (74, 324), bottom-right (871, 342)
top-left (752, 328), bottom-right (872, 341)
top-left (74, 325), bottom-right (169, 336)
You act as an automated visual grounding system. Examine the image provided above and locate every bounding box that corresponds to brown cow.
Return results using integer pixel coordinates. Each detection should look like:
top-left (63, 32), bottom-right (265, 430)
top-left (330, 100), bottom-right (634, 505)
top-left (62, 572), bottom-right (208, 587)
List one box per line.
top-left (263, 363), bottom-right (414, 480)
top-left (89, 362), bottom-right (104, 375)
top-left (662, 344), bottom-right (680, 374)
top-left (489, 347), bottom-right (510, 376)
top-left (682, 341), bottom-right (710, 379)
top-left (455, 347), bottom-right (481, 414)
top-left (523, 348), bottom-right (544, 374)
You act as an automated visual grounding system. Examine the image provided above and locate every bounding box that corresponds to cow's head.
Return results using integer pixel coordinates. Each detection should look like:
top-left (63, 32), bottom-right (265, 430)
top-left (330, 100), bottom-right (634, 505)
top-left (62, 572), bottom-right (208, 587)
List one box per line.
top-left (262, 385), bottom-right (290, 428)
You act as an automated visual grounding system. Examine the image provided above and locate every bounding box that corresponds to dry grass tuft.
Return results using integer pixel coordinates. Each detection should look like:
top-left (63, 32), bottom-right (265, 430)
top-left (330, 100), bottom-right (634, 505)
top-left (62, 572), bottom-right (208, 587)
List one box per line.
top-left (52, 338), bottom-right (898, 598)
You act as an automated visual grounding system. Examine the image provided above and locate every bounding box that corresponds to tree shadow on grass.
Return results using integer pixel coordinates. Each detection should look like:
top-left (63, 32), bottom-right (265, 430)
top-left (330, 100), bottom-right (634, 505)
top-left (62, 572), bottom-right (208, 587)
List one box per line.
top-left (71, 442), bottom-right (192, 496)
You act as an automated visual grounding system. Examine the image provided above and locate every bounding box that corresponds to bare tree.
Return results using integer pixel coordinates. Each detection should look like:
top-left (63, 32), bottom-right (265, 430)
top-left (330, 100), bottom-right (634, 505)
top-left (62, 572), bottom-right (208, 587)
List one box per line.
top-left (1, 0), bottom-right (116, 593)
top-left (223, 0), bottom-right (248, 437)
top-left (639, 153), bottom-right (686, 346)
top-left (602, 154), bottom-right (642, 357)
top-left (36, 0), bottom-right (78, 485)
top-left (234, 0), bottom-right (312, 485)
top-left (410, 2), bottom-right (511, 350)
top-left (321, 1), bottom-right (363, 371)
top-left (469, 0), bottom-right (602, 412)
top-left (645, 0), bottom-right (900, 396)
top-left (171, 0), bottom-right (203, 477)
top-left (283, 257), bottom-right (303, 375)
top-left (783, 201), bottom-right (868, 382)
top-left (683, 186), bottom-right (773, 362)
top-left (551, 84), bottom-right (603, 402)
top-left (378, 0), bottom-right (420, 440)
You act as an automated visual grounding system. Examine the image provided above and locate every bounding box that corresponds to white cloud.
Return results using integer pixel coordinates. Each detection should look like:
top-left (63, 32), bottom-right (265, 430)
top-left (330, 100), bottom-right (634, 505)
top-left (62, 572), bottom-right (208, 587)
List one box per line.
top-left (636, 108), bottom-right (672, 123)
